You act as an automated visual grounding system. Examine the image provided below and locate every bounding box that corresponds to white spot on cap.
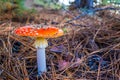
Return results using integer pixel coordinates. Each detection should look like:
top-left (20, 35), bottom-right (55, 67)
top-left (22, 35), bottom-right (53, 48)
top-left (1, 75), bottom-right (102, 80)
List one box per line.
top-left (36, 33), bottom-right (39, 35)
top-left (30, 31), bottom-right (33, 33)
top-left (21, 29), bottom-right (25, 32)
top-left (37, 27), bottom-right (40, 29)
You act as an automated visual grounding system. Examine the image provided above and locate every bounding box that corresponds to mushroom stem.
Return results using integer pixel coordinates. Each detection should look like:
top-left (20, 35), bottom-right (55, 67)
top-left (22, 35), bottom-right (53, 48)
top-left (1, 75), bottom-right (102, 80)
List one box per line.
top-left (34, 37), bottom-right (48, 75)
top-left (37, 48), bottom-right (47, 75)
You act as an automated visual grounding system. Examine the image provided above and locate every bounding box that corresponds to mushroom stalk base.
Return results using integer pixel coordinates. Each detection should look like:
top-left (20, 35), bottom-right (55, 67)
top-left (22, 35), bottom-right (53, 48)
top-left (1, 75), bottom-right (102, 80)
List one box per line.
top-left (37, 48), bottom-right (47, 75)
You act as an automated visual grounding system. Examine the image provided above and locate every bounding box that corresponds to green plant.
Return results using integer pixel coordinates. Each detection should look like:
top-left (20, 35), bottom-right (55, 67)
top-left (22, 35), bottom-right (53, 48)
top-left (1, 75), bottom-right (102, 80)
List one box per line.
top-left (102, 0), bottom-right (120, 6)
top-left (33, 0), bottom-right (62, 9)
top-left (0, 0), bottom-right (35, 19)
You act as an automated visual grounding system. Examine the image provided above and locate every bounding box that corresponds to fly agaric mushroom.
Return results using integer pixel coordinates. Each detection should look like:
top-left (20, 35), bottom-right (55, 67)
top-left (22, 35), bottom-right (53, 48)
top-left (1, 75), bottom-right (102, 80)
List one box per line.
top-left (14, 26), bottom-right (64, 75)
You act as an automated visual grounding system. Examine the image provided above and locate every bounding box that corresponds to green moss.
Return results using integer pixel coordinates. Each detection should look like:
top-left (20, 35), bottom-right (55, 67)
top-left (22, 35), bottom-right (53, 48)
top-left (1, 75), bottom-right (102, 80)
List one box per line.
top-left (0, 0), bottom-right (35, 18)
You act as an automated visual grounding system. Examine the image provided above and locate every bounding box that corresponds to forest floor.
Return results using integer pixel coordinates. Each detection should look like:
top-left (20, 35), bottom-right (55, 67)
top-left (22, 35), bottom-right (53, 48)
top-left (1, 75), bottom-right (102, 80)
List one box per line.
top-left (0, 7), bottom-right (120, 80)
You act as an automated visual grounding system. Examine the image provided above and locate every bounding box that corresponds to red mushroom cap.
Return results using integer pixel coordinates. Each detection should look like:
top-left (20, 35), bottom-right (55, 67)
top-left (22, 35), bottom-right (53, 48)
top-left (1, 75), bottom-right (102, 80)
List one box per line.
top-left (14, 26), bottom-right (64, 38)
